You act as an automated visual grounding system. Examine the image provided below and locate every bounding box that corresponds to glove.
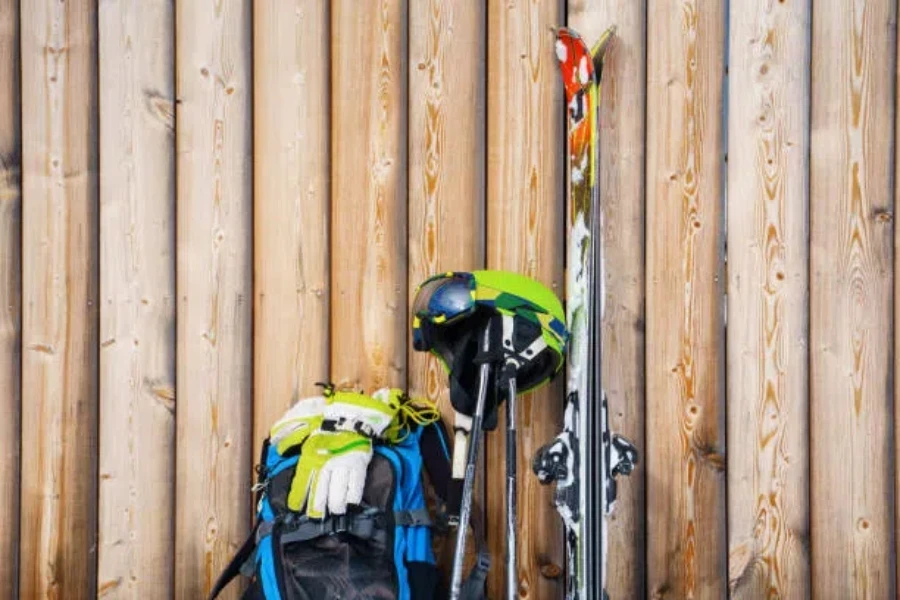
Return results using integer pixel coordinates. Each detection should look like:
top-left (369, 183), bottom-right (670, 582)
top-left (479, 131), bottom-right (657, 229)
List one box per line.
top-left (269, 394), bottom-right (326, 455)
top-left (287, 388), bottom-right (402, 518)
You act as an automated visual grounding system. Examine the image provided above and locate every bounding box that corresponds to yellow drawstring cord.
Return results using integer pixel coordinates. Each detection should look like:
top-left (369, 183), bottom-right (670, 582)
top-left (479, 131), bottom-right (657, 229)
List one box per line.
top-left (383, 392), bottom-right (441, 444)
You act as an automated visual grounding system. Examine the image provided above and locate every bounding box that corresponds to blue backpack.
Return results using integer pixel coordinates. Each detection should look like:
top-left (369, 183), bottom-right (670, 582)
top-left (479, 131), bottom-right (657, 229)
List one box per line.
top-left (208, 414), bottom-right (490, 600)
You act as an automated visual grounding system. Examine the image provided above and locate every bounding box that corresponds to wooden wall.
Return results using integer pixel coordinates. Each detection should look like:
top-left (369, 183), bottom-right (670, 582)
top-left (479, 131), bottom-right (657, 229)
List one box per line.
top-left (1, 0), bottom-right (900, 598)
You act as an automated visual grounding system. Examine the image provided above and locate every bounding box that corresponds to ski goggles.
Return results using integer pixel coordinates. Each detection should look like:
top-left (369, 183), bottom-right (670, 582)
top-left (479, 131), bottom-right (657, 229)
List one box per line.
top-left (411, 272), bottom-right (477, 328)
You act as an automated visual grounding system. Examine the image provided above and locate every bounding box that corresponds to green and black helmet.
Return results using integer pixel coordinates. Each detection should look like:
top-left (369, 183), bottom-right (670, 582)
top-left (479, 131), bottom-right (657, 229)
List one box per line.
top-left (411, 270), bottom-right (568, 428)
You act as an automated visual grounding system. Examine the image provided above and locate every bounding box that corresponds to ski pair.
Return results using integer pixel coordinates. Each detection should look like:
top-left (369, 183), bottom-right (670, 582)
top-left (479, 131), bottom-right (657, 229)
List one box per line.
top-left (532, 26), bottom-right (638, 600)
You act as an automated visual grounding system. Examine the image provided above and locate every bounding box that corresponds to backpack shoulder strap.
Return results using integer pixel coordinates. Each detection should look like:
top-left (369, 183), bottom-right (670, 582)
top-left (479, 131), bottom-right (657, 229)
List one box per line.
top-left (208, 437), bottom-right (275, 599)
top-left (418, 416), bottom-right (461, 516)
top-left (459, 501), bottom-right (491, 600)
top-left (206, 520), bottom-right (259, 600)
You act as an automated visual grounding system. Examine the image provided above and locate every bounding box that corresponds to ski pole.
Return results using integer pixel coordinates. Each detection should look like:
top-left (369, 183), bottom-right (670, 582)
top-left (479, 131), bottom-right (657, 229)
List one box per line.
top-left (449, 326), bottom-right (492, 600)
top-left (504, 366), bottom-right (518, 600)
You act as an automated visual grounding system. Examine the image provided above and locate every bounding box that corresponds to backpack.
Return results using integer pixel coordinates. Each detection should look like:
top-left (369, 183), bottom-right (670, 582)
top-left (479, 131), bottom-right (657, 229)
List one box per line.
top-left (207, 415), bottom-right (491, 600)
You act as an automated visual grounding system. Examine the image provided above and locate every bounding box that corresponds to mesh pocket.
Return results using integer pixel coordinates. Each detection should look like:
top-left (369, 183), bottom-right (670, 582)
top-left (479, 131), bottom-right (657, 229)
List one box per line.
top-left (279, 532), bottom-right (396, 600)
top-left (274, 454), bottom-right (399, 600)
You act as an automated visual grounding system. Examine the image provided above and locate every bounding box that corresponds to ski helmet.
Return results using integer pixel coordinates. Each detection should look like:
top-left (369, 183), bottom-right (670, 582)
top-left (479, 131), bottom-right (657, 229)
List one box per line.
top-left (412, 270), bottom-right (568, 400)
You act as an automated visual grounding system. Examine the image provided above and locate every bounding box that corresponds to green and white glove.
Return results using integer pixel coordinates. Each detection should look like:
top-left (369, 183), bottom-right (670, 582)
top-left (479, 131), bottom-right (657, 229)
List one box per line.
top-left (287, 388), bottom-right (402, 518)
top-left (269, 394), bottom-right (326, 455)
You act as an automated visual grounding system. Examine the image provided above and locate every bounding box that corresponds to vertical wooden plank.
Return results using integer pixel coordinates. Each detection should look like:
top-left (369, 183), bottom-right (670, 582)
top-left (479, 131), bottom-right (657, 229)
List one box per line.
top-left (0, 0), bottom-right (20, 596)
top-left (408, 0), bottom-right (485, 436)
top-left (19, 0), bottom-right (99, 597)
top-left (174, 0), bottom-right (252, 598)
top-left (645, 0), bottom-right (726, 597)
top-left (407, 0), bottom-right (486, 575)
top-left (486, 0), bottom-right (564, 597)
top-left (726, 0), bottom-right (811, 597)
top-left (330, 0), bottom-right (407, 391)
top-left (896, 10), bottom-right (900, 591)
top-left (253, 1), bottom-right (330, 450)
top-left (565, 2), bottom-right (647, 597)
top-left (97, 0), bottom-right (175, 596)
top-left (810, 0), bottom-right (896, 597)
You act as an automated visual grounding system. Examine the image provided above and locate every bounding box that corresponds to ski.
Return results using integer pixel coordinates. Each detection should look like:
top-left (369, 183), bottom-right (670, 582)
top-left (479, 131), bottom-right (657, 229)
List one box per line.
top-left (532, 26), bottom-right (637, 600)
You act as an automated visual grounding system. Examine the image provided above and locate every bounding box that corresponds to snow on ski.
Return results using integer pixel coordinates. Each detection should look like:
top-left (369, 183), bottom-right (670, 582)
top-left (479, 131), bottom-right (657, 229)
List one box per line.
top-left (533, 26), bottom-right (637, 600)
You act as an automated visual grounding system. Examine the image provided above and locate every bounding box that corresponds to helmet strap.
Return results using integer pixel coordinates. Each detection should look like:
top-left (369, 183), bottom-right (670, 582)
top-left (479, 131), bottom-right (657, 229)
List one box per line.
top-left (496, 314), bottom-right (548, 398)
top-left (500, 313), bottom-right (547, 372)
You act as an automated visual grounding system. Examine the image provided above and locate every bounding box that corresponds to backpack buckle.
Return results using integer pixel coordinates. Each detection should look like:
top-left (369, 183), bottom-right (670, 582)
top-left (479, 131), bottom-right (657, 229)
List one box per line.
top-left (331, 514), bottom-right (348, 534)
top-left (433, 507), bottom-right (455, 534)
top-left (475, 550), bottom-right (491, 574)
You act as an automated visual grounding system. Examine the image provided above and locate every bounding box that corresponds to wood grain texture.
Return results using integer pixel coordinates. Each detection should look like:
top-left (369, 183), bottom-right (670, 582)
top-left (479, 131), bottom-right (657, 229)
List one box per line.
top-left (97, 0), bottom-right (176, 597)
top-left (19, 0), bottom-right (99, 597)
top-left (726, 0), bottom-right (811, 597)
top-left (486, 0), bottom-right (564, 597)
top-left (645, 0), bottom-right (726, 597)
top-left (566, 1), bottom-right (647, 597)
top-left (253, 1), bottom-right (330, 450)
top-left (174, 1), bottom-right (253, 598)
top-left (408, 0), bottom-right (485, 444)
top-left (407, 0), bottom-right (486, 578)
top-left (896, 13), bottom-right (900, 592)
top-left (810, 0), bottom-right (896, 597)
top-left (0, 0), bottom-right (19, 595)
top-left (330, 0), bottom-right (407, 391)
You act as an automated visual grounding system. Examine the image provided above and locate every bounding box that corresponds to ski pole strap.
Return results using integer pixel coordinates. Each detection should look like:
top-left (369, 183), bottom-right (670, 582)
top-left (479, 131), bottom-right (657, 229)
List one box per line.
top-left (459, 499), bottom-right (491, 599)
top-left (206, 521), bottom-right (260, 600)
top-left (460, 551), bottom-right (491, 600)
